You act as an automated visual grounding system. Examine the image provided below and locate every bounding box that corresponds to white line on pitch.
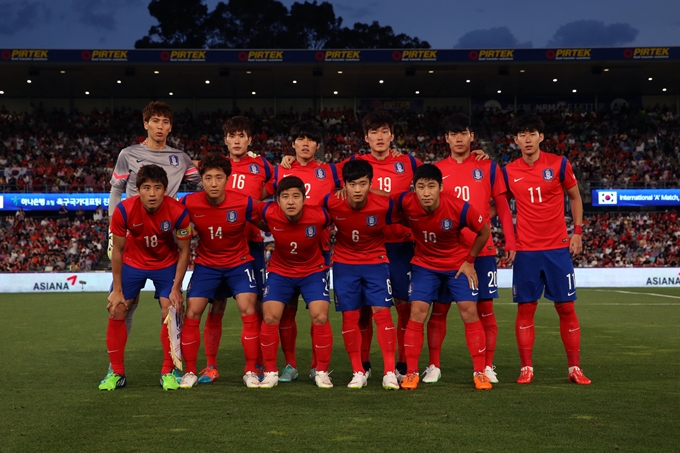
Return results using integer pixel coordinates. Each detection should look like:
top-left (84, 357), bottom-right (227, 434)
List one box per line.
top-left (588, 289), bottom-right (680, 300)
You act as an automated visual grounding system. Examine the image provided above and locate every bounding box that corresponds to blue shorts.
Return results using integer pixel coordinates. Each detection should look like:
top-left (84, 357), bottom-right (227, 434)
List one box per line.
top-left (439, 256), bottom-right (498, 302)
top-left (512, 249), bottom-right (577, 303)
top-left (386, 241), bottom-right (414, 301)
top-left (323, 250), bottom-right (331, 267)
top-left (119, 263), bottom-right (176, 301)
top-left (333, 262), bottom-right (392, 312)
top-left (249, 241), bottom-right (266, 298)
top-left (409, 265), bottom-right (478, 304)
top-left (187, 263), bottom-right (258, 299)
top-left (263, 270), bottom-right (330, 306)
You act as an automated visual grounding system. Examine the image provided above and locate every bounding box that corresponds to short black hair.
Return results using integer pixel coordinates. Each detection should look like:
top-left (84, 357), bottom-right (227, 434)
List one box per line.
top-left (198, 153), bottom-right (232, 178)
top-left (512, 113), bottom-right (545, 135)
top-left (136, 164), bottom-right (168, 189)
top-left (276, 176), bottom-right (306, 198)
top-left (413, 163), bottom-right (442, 186)
top-left (223, 115), bottom-right (253, 137)
top-left (362, 111), bottom-right (395, 135)
top-left (142, 101), bottom-right (173, 124)
top-left (442, 113), bottom-right (472, 134)
top-left (342, 160), bottom-right (373, 184)
top-left (290, 121), bottom-right (322, 144)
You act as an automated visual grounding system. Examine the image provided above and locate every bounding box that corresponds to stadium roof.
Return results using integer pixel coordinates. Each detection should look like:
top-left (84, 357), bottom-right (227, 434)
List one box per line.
top-left (1, 47), bottom-right (679, 100)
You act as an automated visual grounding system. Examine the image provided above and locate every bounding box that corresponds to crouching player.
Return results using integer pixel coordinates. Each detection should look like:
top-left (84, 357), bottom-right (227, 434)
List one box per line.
top-left (323, 160), bottom-right (400, 390)
top-left (396, 164), bottom-right (492, 391)
top-left (254, 176), bottom-right (334, 389)
top-left (179, 154), bottom-right (261, 389)
top-left (100, 165), bottom-right (192, 391)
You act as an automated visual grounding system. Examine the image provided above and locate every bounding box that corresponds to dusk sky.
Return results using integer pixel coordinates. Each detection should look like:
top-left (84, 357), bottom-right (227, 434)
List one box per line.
top-left (1, 0), bottom-right (679, 49)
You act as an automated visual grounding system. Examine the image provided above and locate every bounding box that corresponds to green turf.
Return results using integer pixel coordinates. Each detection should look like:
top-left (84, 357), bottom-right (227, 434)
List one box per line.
top-left (1, 288), bottom-right (679, 452)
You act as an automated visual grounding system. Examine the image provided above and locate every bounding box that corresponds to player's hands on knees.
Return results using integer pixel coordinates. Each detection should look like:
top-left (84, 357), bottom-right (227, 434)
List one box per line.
top-left (456, 261), bottom-right (478, 290)
top-left (335, 188), bottom-right (347, 200)
top-left (107, 290), bottom-right (126, 317)
top-left (472, 149), bottom-right (490, 161)
top-left (280, 155), bottom-right (296, 169)
top-left (570, 234), bottom-right (583, 256)
top-left (504, 249), bottom-right (516, 265)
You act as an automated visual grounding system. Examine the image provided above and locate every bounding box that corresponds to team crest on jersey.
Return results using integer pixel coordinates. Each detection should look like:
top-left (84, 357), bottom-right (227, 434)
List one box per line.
top-left (306, 226), bottom-right (317, 238)
top-left (542, 168), bottom-right (554, 181)
top-left (366, 215), bottom-right (378, 227)
top-left (472, 168), bottom-right (484, 180)
top-left (441, 218), bottom-right (453, 231)
top-left (169, 155), bottom-right (180, 167)
top-left (249, 164), bottom-right (260, 174)
top-left (315, 168), bottom-right (326, 179)
top-left (160, 220), bottom-right (172, 231)
top-left (394, 162), bottom-right (405, 173)
top-left (227, 210), bottom-right (238, 223)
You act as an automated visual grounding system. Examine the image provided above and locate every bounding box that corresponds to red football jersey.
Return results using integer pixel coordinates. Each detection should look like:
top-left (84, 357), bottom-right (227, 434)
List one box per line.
top-left (225, 154), bottom-right (274, 243)
top-left (338, 152), bottom-right (421, 243)
top-left (110, 196), bottom-right (191, 271)
top-left (502, 151), bottom-right (577, 251)
top-left (396, 192), bottom-right (485, 271)
top-left (323, 192), bottom-right (398, 265)
top-left (256, 202), bottom-right (331, 277)
top-left (181, 192), bottom-right (254, 268)
top-left (436, 155), bottom-right (508, 257)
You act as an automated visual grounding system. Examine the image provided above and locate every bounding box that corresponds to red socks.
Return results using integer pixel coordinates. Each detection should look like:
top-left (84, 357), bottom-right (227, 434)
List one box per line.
top-left (204, 311), bottom-right (224, 369)
top-left (160, 321), bottom-right (174, 374)
top-left (464, 320), bottom-right (487, 373)
top-left (241, 313), bottom-right (260, 373)
top-left (359, 305), bottom-right (373, 364)
top-left (515, 302), bottom-right (538, 368)
top-left (181, 318), bottom-right (201, 374)
top-left (404, 320), bottom-right (424, 374)
top-left (426, 302), bottom-right (451, 367)
top-left (342, 310), bottom-right (364, 373)
top-left (373, 308), bottom-right (396, 374)
top-left (555, 302), bottom-right (581, 368)
top-left (395, 303), bottom-right (411, 364)
top-left (477, 300), bottom-right (498, 368)
top-left (312, 322), bottom-right (333, 372)
top-left (260, 322), bottom-right (280, 372)
top-left (106, 317), bottom-right (127, 375)
top-left (279, 305), bottom-right (298, 368)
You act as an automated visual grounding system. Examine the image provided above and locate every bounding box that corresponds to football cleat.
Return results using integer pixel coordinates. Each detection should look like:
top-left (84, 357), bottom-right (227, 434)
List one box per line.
top-left (473, 372), bottom-right (493, 390)
top-left (382, 372), bottom-right (400, 390)
top-left (421, 364), bottom-right (442, 384)
top-left (362, 362), bottom-right (372, 379)
top-left (315, 371), bottom-right (333, 389)
top-left (100, 368), bottom-right (113, 385)
top-left (485, 365), bottom-right (499, 383)
top-left (279, 364), bottom-right (299, 383)
top-left (568, 367), bottom-right (592, 385)
top-left (308, 368), bottom-right (317, 381)
top-left (172, 368), bottom-right (183, 383)
top-left (395, 368), bottom-right (406, 384)
top-left (160, 373), bottom-right (180, 390)
top-left (243, 371), bottom-right (260, 388)
top-left (98, 373), bottom-right (126, 391)
top-left (516, 366), bottom-right (534, 384)
top-left (347, 372), bottom-right (368, 389)
top-left (400, 372), bottom-right (420, 390)
top-left (255, 363), bottom-right (265, 382)
top-left (260, 371), bottom-right (279, 389)
top-left (179, 372), bottom-right (198, 389)
top-left (197, 366), bottom-right (219, 384)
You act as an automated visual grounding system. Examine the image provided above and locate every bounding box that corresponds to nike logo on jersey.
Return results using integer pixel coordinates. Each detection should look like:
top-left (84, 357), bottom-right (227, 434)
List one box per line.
top-left (106, 349), bottom-right (119, 353)
top-left (471, 292), bottom-right (479, 296)
top-left (249, 284), bottom-right (257, 288)
top-left (568, 327), bottom-right (580, 333)
top-left (335, 217), bottom-right (346, 220)
top-left (261, 342), bottom-right (276, 347)
top-left (194, 214), bottom-right (205, 218)
top-left (315, 344), bottom-right (331, 349)
top-left (568, 291), bottom-right (576, 296)
top-left (442, 175), bottom-right (451, 179)
top-left (273, 227), bottom-right (284, 231)
top-left (408, 217), bottom-right (420, 221)
top-left (385, 297), bottom-right (392, 302)
top-left (519, 324), bottom-right (534, 330)
top-left (404, 344), bottom-right (414, 347)
top-left (489, 289), bottom-right (498, 294)
top-left (181, 341), bottom-right (197, 346)
top-left (244, 336), bottom-right (259, 340)
top-left (341, 329), bottom-right (356, 335)
top-left (136, 159), bottom-right (144, 163)
top-left (132, 223), bottom-right (143, 227)
top-left (481, 313), bottom-right (493, 317)
top-left (514, 177), bottom-right (524, 182)
top-left (385, 326), bottom-right (396, 330)
top-left (282, 174), bottom-right (293, 178)
top-left (478, 348), bottom-right (486, 354)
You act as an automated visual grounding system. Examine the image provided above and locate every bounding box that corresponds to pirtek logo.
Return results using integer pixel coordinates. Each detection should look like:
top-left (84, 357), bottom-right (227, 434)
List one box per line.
top-left (556, 49), bottom-right (591, 58)
top-left (248, 51), bottom-right (284, 59)
top-left (170, 50), bottom-right (206, 59)
top-left (7, 49), bottom-right (48, 59)
top-left (633, 47), bottom-right (669, 57)
top-left (324, 50), bottom-right (360, 59)
top-left (92, 50), bottom-right (128, 59)
top-left (479, 49), bottom-right (514, 59)
top-left (402, 50), bottom-right (437, 59)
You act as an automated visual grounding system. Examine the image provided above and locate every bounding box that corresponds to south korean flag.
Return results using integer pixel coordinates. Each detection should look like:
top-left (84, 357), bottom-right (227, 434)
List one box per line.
top-left (598, 191), bottom-right (617, 205)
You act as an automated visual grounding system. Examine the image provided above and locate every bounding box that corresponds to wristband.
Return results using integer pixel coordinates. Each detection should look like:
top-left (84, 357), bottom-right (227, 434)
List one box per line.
top-left (465, 254), bottom-right (476, 264)
top-left (574, 225), bottom-right (582, 235)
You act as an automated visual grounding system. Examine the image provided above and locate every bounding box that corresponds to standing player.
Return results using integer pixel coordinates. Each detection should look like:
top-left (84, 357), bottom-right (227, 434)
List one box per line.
top-left (178, 154), bottom-right (261, 389)
top-left (502, 114), bottom-right (591, 385)
top-left (264, 122), bottom-right (341, 383)
top-left (196, 116), bottom-right (274, 385)
top-left (323, 160), bottom-right (400, 390)
top-left (255, 176), bottom-right (334, 389)
top-left (396, 164), bottom-right (492, 391)
top-left (99, 165), bottom-right (192, 391)
top-left (427, 113), bottom-right (516, 384)
top-left (104, 101), bottom-right (201, 383)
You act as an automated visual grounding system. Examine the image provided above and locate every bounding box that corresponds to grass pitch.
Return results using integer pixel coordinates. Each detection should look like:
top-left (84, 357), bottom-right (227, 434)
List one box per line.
top-left (1, 288), bottom-right (679, 452)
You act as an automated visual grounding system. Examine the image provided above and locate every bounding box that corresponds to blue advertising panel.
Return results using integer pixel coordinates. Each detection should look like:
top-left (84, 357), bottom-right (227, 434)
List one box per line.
top-left (0, 192), bottom-right (192, 211)
top-left (592, 189), bottom-right (680, 207)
